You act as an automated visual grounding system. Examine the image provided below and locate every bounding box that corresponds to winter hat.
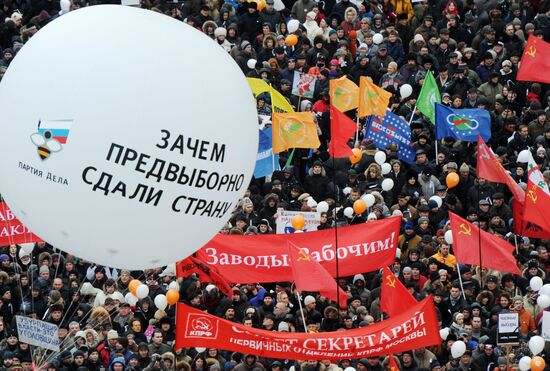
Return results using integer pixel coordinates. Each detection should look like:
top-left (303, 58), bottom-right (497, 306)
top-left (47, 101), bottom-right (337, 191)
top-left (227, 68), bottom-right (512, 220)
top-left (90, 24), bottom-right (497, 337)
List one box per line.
top-left (278, 321), bottom-right (289, 331)
top-left (107, 330), bottom-right (119, 340)
top-left (304, 295), bottom-right (316, 305)
top-left (404, 222), bottom-right (414, 230)
top-left (306, 11), bottom-right (316, 20)
top-left (241, 40), bottom-right (251, 50)
top-left (418, 217), bottom-right (429, 224)
top-left (39, 265), bottom-right (49, 274)
top-left (353, 274), bottom-right (365, 284)
top-left (214, 27), bottom-right (227, 38)
top-left (459, 163), bottom-right (469, 172)
top-left (413, 34), bottom-right (424, 43)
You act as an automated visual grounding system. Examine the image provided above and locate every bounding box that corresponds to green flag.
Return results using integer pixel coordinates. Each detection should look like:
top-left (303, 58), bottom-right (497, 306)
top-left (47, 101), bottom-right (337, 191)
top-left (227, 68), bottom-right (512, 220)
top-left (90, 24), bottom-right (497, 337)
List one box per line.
top-left (417, 70), bottom-right (441, 124)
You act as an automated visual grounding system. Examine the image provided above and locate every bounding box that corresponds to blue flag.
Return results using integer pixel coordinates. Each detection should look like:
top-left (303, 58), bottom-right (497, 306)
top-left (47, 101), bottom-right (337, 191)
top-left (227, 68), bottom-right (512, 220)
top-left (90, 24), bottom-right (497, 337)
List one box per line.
top-left (254, 128), bottom-right (279, 178)
top-left (435, 103), bottom-right (491, 142)
top-left (365, 110), bottom-right (415, 164)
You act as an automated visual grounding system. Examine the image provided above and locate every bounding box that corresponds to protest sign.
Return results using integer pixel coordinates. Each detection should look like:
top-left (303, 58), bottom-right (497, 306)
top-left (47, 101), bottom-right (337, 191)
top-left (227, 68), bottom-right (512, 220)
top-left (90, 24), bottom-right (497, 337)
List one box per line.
top-left (16, 316), bottom-right (60, 351)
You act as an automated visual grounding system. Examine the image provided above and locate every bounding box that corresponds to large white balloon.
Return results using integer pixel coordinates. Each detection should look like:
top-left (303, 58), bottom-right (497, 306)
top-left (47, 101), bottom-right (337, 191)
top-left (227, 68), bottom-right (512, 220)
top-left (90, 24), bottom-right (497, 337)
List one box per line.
top-left (372, 33), bottom-right (383, 45)
top-left (344, 207), bottom-right (354, 218)
top-left (529, 336), bottom-right (546, 355)
top-left (517, 149), bottom-right (530, 163)
top-left (439, 328), bottom-right (450, 340)
top-left (400, 84), bottom-right (413, 99)
top-left (125, 293), bottom-right (138, 306)
top-left (307, 197), bottom-right (318, 208)
top-left (451, 340), bottom-right (466, 359)
top-left (288, 19), bottom-right (300, 33)
top-left (0, 6), bottom-right (258, 270)
top-left (154, 294), bottom-right (168, 311)
top-left (537, 294), bottom-right (550, 309)
top-left (168, 281), bottom-right (180, 291)
top-left (381, 178), bottom-right (394, 191)
top-left (374, 151), bottom-right (386, 165)
top-left (19, 243), bottom-right (34, 255)
top-left (381, 163), bottom-right (391, 175)
top-left (541, 284), bottom-right (550, 297)
top-left (444, 230), bottom-right (453, 244)
top-left (317, 201), bottom-right (329, 213)
top-left (136, 284), bottom-right (149, 299)
top-left (531, 276), bottom-right (544, 291)
top-left (362, 194), bottom-right (375, 207)
top-left (343, 187), bottom-right (352, 195)
top-left (429, 195), bottom-right (443, 208)
top-left (519, 356), bottom-right (532, 371)
top-left (59, 0), bottom-right (71, 14)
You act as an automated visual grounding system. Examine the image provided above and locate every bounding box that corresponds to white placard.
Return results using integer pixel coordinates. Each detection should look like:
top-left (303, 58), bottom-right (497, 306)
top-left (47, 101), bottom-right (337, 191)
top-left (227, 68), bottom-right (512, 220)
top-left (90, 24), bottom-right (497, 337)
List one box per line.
top-left (16, 316), bottom-right (60, 351)
top-left (542, 312), bottom-right (550, 341)
top-left (275, 210), bottom-right (320, 234)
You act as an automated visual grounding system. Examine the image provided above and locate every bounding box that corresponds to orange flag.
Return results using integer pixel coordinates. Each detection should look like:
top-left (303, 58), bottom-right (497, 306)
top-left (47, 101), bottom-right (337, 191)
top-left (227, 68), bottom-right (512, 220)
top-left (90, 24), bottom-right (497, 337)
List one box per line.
top-left (449, 212), bottom-right (521, 274)
top-left (517, 35), bottom-right (550, 84)
top-left (288, 241), bottom-right (348, 307)
top-left (358, 77), bottom-right (392, 118)
top-left (380, 266), bottom-right (417, 317)
top-left (272, 112), bottom-right (320, 153)
top-left (329, 76), bottom-right (359, 113)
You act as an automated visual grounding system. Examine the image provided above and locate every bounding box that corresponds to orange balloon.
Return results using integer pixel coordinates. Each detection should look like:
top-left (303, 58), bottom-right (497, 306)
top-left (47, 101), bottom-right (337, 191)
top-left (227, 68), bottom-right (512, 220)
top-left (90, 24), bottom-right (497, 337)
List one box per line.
top-left (285, 34), bottom-right (298, 46)
top-left (349, 30), bottom-right (357, 39)
top-left (353, 199), bottom-right (367, 214)
top-left (129, 279), bottom-right (141, 296)
top-left (291, 214), bottom-right (305, 230)
top-left (349, 148), bottom-right (362, 164)
top-left (446, 172), bottom-right (459, 189)
top-left (531, 356), bottom-right (545, 371)
top-left (166, 289), bottom-right (180, 305)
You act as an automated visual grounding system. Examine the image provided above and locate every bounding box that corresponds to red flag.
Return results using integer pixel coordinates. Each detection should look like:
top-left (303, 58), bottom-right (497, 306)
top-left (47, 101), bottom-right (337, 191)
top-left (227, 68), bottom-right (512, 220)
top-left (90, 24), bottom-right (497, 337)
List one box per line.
top-left (177, 256), bottom-right (233, 298)
top-left (449, 212), bottom-right (521, 274)
top-left (517, 35), bottom-right (550, 84)
top-left (512, 199), bottom-right (550, 238)
top-left (388, 355), bottom-right (399, 371)
top-left (477, 136), bottom-right (525, 203)
top-left (288, 241), bottom-right (348, 306)
top-left (380, 266), bottom-right (417, 317)
top-left (523, 152), bottom-right (550, 233)
top-left (329, 105), bottom-right (357, 158)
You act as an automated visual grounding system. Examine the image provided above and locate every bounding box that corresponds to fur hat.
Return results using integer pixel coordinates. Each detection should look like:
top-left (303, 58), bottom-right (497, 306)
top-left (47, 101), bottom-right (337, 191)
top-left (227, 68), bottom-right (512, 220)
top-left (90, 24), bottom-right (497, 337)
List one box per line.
top-left (214, 27), bottom-right (227, 38)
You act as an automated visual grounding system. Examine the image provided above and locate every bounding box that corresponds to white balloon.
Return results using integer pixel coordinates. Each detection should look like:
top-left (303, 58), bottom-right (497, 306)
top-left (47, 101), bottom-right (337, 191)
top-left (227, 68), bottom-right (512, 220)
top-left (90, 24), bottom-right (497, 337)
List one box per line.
top-left (374, 151), bottom-right (386, 165)
top-left (136, 284), bottom-right (149, 299)
top-left (195, 347), bottom-right (207, 353)
top-left (362, 194), bottom-right (375, 207)
top-left (541, 284), bottom-right (550, 297)
top-left (537, 294), bottom-right (550, 309)
top-left (517, 149), bottom-right (531, 163)
top-left (519, 356), bottom-right (532, 371)
top-left (531, 276), bottom-right (544, 291)
top-left (381, 178), bottom-right (394, 191)
top-left (395, 248), bottom-right (401, 259)
top-left (19, 243), bottom-right (34, 255)
top-left (439, 328), bottom-right (450, 340)
top-left (381, 163), bottom-right (391, 175)
top-left (125, 293), bottom-right (138, 306)
top-left (294, 230), bottom-right (304, 233)
top-left (444, 230), bottom-right (454, 244)
top-left (247, 58), bottom-right (257, 69)
top-left (372, 33), bottom-right (383, 45)
top-left (168, 281), bottom-right (180, 291)
top-left (154, 294), bottom-right (167, 310)
top-left (451, 340), bottom-right (466, 359)
top-left (344, 207), bottom-right (354, 218)
top-left (429, 195), bottom-right (443, 208)
top-left (317, 201), bottom-right (329, 213)
top-left (343, 187), bottom-right (352, 195)
top-left (400, 84), bottom-right (413, 99)
top-left (0, 6), bottom-right (258, 270)
top-left (307, 197), bottom-right (317, 208)
top-left (529, 335), bottom-right (546, 355)
top-left (287, 19), bottom-right (300, 33)
top-left (273, 0), bottom-right (285, 11)
top-left (60, 0), bottom-right (71, 13)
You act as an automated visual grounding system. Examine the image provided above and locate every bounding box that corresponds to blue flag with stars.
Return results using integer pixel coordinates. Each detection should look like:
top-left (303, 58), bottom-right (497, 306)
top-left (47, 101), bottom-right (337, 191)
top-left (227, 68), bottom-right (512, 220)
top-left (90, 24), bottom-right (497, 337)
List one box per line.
top-left (365, 110), bottom-right (415, 164)
top-left (435, 103), bottom-right (491, 142)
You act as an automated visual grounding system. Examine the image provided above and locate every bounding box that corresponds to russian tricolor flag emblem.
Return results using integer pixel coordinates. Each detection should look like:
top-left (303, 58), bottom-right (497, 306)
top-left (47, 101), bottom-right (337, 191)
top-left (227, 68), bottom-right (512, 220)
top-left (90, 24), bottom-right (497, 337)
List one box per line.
top-left (38, 119), bottom-right (73, 144)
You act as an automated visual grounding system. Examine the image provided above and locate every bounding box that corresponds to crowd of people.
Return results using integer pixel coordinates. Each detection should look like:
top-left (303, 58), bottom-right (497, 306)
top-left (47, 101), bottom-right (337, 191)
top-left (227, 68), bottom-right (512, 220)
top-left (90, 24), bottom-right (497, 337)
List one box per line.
top-left (1, 0), bottom-right (550, 370)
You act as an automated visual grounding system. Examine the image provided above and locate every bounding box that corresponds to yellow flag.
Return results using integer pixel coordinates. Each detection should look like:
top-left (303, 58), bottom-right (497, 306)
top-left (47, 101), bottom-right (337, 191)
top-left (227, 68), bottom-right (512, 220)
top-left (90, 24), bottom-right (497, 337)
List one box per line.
top-left (329, 76), bottom-right (359, 113)
top-left (246, 77), bottom-right (294, 113)
top-left (272, 112), bottom-right (320, 153)
top-left (358, 76), bottom-right (393, 118)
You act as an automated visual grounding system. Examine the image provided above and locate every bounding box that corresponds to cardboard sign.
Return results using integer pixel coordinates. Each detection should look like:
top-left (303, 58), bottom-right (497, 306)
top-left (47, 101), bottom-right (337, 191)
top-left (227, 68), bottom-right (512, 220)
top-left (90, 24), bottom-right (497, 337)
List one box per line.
top-left (497, 312), bottom-right (519, 345)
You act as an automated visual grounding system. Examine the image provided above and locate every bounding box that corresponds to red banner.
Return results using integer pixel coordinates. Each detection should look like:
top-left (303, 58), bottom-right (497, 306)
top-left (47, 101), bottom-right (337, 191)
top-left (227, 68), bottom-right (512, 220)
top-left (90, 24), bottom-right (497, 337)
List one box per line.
top-left (0, 202), bottom-right (42, 246)
top-left (175, 297), bottom-right (440, 360)
top-left (512, 199), bottom-right (550, 239)
top-left (177, 256), bottom-right (233, 298)
top-left (189, 217), bottom-right (400, 283)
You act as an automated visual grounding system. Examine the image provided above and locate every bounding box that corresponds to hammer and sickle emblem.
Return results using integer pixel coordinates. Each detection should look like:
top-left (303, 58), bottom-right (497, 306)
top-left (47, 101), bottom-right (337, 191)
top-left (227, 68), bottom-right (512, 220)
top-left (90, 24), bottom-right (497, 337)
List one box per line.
top-left (385, 274), bottom-right (396, 288)
top-left (458, 223), bottom-right (472, 235)
top-left (527, 189), bottom-right (538, 203)
top-left (526, 45), bottom-right (537, 58)
top-left (297, 249), bottom-right (311, 262)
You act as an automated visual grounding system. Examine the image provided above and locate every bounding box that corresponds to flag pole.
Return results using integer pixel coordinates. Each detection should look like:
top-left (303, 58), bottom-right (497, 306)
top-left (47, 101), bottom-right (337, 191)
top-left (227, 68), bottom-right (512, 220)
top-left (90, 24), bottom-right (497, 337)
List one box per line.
top-left (456, 265), bottom-right (467, 300)
top-left (329, 105), bottom-right (341, 311)
top-left (476, 181), bottom-right (483, 285)
top-left (294, 287), bottom-right (308, 332)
